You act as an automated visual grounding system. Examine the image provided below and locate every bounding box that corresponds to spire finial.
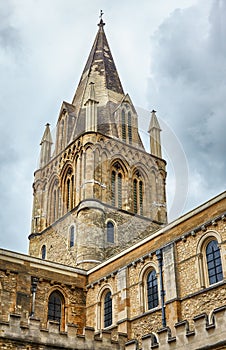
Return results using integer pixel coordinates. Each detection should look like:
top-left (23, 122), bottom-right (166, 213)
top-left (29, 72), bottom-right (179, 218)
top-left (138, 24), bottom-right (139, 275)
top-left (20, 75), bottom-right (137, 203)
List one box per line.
top-left (98, 10), bottom-right (105, 27)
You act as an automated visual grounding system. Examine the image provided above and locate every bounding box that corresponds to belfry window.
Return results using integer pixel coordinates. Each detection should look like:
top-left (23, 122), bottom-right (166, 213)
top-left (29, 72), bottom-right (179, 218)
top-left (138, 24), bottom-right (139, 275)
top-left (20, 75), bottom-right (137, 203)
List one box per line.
top-left (128, 112), bottom-right (132, 144)
top-left (50, 178), bottom-right (60, 224)
top-left (122, 110), bottom-right (126, 142)
top-left (64, 168), bottom-right (74, 212)
top-left (111, 162), bottom-right (123, 209)
top-left (133, 170), bottom-right (143, 215)
top-left (48, 291), bottom-right (62, 323)
top-left (147, 270), bottom-right (159, 310)
top-left (206, 240), bottom-right (223, 285)
top-left (104, 291), bottom-right (112, 327)
top-left (107, 221), bottom-right (115, 243)
top-left (121, 107), bottom-right (133, 144)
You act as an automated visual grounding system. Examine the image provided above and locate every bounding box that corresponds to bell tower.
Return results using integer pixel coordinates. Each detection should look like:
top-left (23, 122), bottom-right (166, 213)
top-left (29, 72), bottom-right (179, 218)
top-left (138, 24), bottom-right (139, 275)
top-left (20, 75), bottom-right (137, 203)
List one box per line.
top-left (29, 17), bottom-right (167, 269)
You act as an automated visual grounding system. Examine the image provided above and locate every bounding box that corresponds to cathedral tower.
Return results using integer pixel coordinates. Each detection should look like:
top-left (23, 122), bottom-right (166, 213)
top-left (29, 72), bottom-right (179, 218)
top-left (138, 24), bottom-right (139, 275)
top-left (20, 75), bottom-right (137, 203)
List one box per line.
top-left (29, 18), bottom-right (167, 269)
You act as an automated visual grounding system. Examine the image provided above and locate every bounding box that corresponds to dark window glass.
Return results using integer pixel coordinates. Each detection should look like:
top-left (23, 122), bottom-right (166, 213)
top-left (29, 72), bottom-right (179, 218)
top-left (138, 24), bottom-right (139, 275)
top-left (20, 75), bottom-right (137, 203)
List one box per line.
top-left (48, 292), bottom-right (62, 323)
top-left (67, 178), bottom-right (70, 210)
top-left (107, 221), bottom-right (114, 243)
top-left (139, 181), bottom-right (143, 215)
top-left (53, 189), bottom-right (57, 221)
top-left (104, 291), bottom-right (112, 327)
top-left (133, 179), bottom-right (137, 213)
top-left (122, 110), bottom-right (126, 141)
top-left (70, 226), bottom-right (74, 247)
top-left (111, 171), bottom-right (116, 206)
top-left (118, 173), bottom-right (122, 209)
top-left (147, 270), bottom-right (159, 309)
top-left (128, 112), bottom-right (132, 144)
top-left (41, 245), bottom-right (46, 260)
top-left (206, 240), bottom-right (223, 285)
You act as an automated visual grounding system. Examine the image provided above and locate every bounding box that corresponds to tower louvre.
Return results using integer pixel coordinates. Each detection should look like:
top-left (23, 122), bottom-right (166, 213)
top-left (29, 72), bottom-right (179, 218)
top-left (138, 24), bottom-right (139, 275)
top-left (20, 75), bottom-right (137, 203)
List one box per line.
top-left (29, 18), bottom-right (167, 269)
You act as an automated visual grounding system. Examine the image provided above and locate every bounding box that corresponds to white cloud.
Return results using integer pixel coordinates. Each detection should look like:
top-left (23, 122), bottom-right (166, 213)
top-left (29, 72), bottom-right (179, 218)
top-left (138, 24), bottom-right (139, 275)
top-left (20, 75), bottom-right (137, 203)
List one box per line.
top-left (148, 0), bottom-right (226, 214)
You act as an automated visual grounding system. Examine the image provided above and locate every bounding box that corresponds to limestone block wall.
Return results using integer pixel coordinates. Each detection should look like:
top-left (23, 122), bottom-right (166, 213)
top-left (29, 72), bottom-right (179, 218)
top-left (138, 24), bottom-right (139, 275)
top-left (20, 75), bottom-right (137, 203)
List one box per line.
top-left (0, 314), bottom-right (127, 350)
top-left (125, 306), bottom-right (226, 350)
top-left (0, 250), bottom-right (87, 332)
top-left (29, 199), bottom-right (160, 269)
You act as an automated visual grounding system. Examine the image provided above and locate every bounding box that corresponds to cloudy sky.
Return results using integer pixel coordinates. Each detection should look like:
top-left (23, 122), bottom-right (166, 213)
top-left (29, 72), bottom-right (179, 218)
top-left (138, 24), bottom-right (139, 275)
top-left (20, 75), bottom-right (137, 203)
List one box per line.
top-left (0, 0), bottom-right (225, 254)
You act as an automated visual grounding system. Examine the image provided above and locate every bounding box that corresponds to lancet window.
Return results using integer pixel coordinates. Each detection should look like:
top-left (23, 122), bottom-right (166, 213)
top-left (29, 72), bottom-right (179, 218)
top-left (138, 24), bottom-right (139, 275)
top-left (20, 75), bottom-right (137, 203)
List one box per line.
top-left (121, 107), bottom-right (133, 144)
top-left (64, 168), bottom-right (74, 212)
top-left (133, 170), bottom-right (143, 215)
top-left (111, 162), bottom-right (123, 209)
top-left (49, 178), bottom-right (60, 224)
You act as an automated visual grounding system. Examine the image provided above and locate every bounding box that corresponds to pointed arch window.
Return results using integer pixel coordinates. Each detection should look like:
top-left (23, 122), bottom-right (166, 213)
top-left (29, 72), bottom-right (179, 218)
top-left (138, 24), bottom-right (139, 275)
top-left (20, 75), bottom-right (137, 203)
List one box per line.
top-left (128, 112), bottom-right (132, 144)
top-left (121, 107), bottom-right (133, 144)
top-left (64, 168), bottom-right (74, 212)
top-left (48, 291), bottom-right (63, 323)
top-left (60, 119), bottom-right (64, 150)
top-left (147, 270), bottom-right (159, 310)
top-left (67, 178), bottom-right (71, 210)
top-left (121, 110), bottom-right (126, 142)
top-left (206, 240), bottom-right (223, 285)
top-left (49, 178), bottom-right (60, 224)
top-left (53, 189), bottom-right (57, 221)
top-left (133, 170), bottom-right (144, 215)
top-left (111, 162), bottom-right (123, 209)
top-left (107, 221), bottom-right (115, 243)
top-left (104, 291), bottom-right (112, 327)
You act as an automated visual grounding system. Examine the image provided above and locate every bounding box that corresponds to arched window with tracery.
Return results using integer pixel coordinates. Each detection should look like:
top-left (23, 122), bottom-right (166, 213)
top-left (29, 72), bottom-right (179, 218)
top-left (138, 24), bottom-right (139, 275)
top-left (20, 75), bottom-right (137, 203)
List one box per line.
top-left (133, 170), bottom-right (144, 215)
top-left (48, 291), bottom-right (63, 323)
top-left (106, 221), bottom-right (115, 243)
top-left (111, 162), bottom-right (123, 209)
top-left (147, 269), bottom-right (159, 310)
top-left (206, 240), bottom-right (223, 285)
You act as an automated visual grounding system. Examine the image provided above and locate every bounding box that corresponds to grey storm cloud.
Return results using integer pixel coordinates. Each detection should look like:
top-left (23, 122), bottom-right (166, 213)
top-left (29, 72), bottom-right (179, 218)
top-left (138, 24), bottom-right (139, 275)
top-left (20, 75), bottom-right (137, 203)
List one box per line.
top-left (148, 0), bottom-right (226, 213)
top-left (0, 0), bottom-right (224, 253)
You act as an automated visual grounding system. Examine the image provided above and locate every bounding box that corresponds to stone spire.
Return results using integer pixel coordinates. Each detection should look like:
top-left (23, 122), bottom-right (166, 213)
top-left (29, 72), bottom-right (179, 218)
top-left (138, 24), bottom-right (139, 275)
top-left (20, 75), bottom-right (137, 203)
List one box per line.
top-left (148, 110), bottom-right (162, 158)
top-left (39, 123), bottom-right (53, 168)
top-left (71, 16), bottom-right (125, 137)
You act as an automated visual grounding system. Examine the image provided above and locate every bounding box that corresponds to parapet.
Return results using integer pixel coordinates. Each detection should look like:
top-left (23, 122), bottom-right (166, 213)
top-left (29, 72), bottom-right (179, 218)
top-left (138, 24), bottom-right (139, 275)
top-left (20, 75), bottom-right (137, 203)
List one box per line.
top-left (0, 314), bottom-right (127, 349)
top-left (125, 305), bottom-right (226, 350)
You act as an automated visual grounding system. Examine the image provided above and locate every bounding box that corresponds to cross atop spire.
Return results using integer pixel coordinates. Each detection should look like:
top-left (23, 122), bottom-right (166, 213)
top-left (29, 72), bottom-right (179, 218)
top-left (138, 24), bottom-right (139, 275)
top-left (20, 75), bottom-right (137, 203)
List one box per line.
top-left (98, 10), bottom-right (105, 28)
